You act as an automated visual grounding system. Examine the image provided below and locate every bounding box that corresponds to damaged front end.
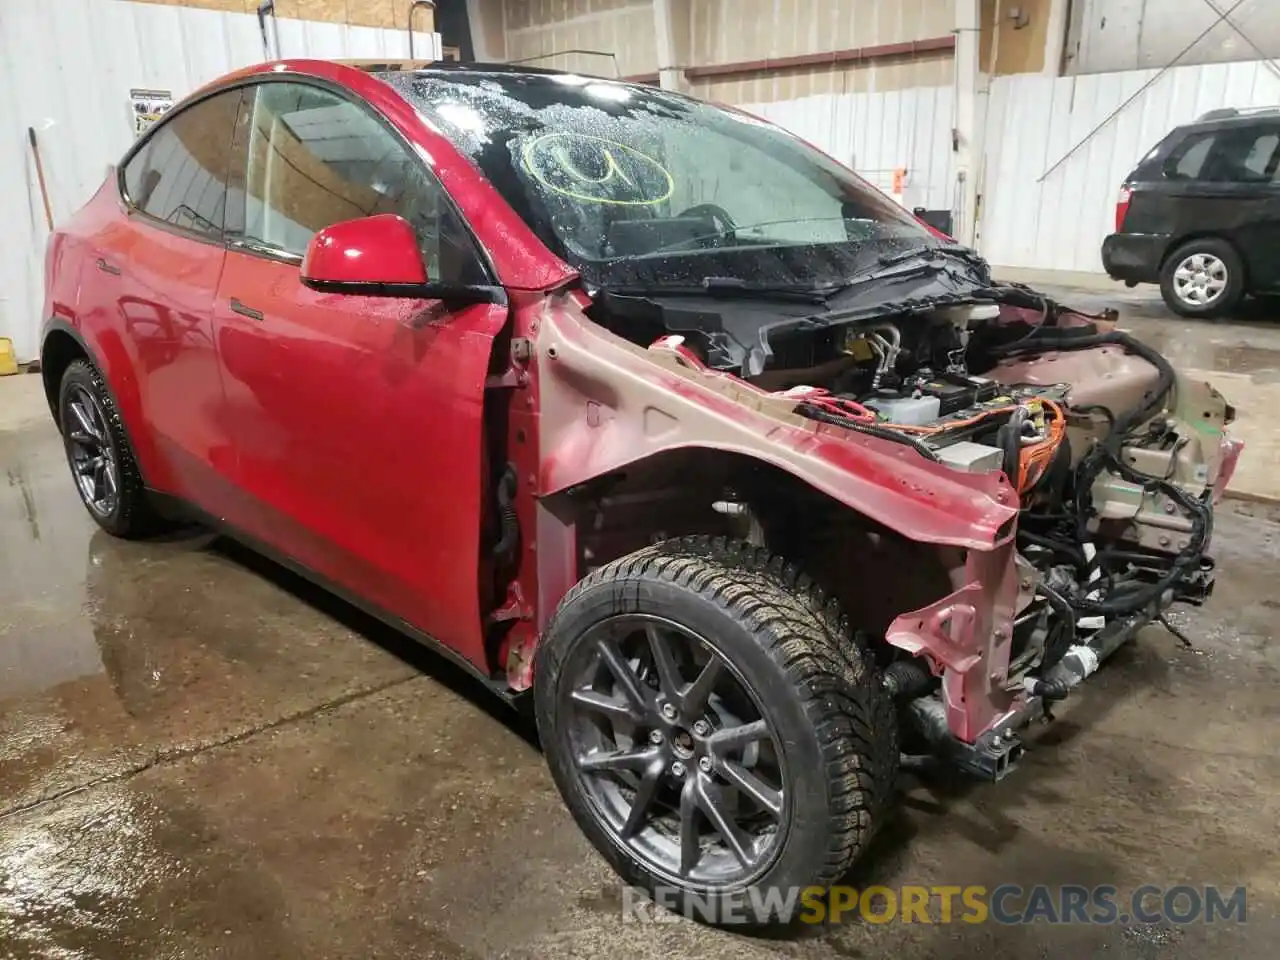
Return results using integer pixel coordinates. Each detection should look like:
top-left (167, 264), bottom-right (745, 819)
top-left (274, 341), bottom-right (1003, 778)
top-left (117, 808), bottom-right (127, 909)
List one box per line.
top-left (855, 290), bottom-right (1240, 780)
top-left (535, 269), bottom-right (1239, 783)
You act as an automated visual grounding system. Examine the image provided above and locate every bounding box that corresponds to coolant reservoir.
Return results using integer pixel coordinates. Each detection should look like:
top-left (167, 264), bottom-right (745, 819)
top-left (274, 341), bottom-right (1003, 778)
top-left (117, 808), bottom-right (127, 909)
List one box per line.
top-left (868, 395), bottom-right (941, 426)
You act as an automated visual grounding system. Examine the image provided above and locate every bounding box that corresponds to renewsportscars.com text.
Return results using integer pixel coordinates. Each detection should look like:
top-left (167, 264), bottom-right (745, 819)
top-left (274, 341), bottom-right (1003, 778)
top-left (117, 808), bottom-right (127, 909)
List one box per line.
top-left (621, 883), bottom-right (1248, 926)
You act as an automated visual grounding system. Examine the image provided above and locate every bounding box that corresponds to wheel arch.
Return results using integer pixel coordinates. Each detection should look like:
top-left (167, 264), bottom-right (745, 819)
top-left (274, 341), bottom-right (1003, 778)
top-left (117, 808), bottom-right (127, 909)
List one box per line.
top-left (40, 318), bottom-right (157, 489)
top-left (39, 322), bottom-right (91, 427)
top-left (522, 445), bottom-right (960, 688)
top-left (1160, 232), bottom-right (1250, 286)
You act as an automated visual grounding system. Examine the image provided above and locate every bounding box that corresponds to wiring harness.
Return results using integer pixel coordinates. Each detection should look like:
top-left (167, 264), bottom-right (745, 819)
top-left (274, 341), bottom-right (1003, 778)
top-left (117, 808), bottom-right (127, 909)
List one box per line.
top-left (993, 329), bottom-right (1213, 620)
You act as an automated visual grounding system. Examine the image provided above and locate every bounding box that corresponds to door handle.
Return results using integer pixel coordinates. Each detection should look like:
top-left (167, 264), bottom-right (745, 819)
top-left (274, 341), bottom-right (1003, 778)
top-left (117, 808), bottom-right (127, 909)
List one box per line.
top-left (96, 258), bottom-right (121, 276)
top-left (229, 298), bottom-right (264, 321)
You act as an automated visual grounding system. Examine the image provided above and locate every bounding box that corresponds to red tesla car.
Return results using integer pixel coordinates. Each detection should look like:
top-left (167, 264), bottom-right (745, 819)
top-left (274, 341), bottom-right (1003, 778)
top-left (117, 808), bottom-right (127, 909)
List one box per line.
top-left (40, 59), bottom-right (1236, 924)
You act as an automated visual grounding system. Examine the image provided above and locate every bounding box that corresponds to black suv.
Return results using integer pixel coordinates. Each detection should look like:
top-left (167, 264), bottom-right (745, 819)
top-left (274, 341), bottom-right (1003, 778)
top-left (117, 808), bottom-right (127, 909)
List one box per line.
top-left (1102, 106), bottom-right (1280, 317)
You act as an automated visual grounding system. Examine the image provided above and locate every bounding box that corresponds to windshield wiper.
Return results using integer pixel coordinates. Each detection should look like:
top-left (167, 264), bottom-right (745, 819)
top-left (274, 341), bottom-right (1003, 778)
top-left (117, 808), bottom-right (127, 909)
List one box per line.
top-left (877, 243), bottom-right (988, 270)
top-left (601, 276), bottom-right (834, 304)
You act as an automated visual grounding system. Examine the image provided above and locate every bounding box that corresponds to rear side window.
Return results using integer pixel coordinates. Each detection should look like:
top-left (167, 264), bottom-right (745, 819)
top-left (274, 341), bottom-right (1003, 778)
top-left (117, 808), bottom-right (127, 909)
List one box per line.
top-left (1220, 127), bottom-right (1280, 182)
top-left (121, 89), bottom-right (242, 239)
top-left (1163, 132), bottom-right (1216, 180)
top-left (1160, 124), bottom-right (1280, 183)
top-left (1243, 133), bottom-right (1280, 177)
top-left (225, 80), bottom-right (487, 283)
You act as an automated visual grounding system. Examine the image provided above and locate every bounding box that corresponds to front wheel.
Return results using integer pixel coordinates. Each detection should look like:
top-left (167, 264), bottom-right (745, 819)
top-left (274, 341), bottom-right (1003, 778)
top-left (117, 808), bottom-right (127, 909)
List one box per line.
top-left (534, 537), bottom-right (896, 925)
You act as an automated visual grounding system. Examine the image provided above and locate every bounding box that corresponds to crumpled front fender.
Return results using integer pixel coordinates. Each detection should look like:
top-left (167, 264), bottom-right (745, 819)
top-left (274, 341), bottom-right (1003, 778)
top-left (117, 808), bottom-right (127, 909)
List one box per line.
top-left (535, 296), bottom-right (1018, 551)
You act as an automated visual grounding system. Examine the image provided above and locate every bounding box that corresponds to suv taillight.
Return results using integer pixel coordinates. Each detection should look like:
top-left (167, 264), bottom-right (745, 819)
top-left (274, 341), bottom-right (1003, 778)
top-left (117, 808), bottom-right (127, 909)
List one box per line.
top-left (1115, 185), bottom-right (1133, 231)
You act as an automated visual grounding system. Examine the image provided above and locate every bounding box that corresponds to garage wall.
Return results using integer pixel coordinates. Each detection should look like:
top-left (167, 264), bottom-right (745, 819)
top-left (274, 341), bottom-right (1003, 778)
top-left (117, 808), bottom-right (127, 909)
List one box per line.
top-left (742, 85), bottom-right (957, 211)
top-left (501, 0), bottom-right (658, 79)
top-left (131, 0), bottom-right (435, 31)
top-left (477, 0), bottom-right (957, 105)
top-left (977, 57), bottom-right (1280, 274)
top-left (1065, 0), bottom-right (1280, 75)
top-left (686, 0), bottom-right (955, 103)
top-left (0, 0), bottom-right (439, 363)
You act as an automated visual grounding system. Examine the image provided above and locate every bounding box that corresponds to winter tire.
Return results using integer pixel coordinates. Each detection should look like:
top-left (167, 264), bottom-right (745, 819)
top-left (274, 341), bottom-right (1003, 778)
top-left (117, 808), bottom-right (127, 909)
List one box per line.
top-left (534, 536), bottom-right (897, 925)
top-left (58, 358), bottom-right (161, 538)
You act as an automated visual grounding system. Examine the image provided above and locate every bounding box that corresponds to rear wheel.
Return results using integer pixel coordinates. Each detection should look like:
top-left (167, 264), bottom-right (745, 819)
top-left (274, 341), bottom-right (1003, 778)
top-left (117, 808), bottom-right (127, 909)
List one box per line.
top-left (58, 359), bottom-right (160, 538)
top-left (534, 536), bottom-right (896, 924)
top-left (1159, 238), bottom-right (1244, 318)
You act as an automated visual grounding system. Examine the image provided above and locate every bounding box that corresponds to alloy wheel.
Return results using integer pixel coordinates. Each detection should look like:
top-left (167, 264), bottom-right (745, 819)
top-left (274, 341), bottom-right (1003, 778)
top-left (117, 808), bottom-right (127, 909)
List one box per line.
top-left (561, 614), bottom-right (786, 886)
top-left (64, 384), bottom-right (120, 518)
top-left (1173, 253), bottom-right (1228, 306)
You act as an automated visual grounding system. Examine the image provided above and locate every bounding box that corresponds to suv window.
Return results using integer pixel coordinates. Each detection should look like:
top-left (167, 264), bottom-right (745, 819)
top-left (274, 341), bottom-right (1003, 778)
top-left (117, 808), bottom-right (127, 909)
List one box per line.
top-left (226, 80), bottom-right (486, 282)
top-left (1221, 127), bottom-right (1280, 182)
top-left (1164, 132), bottom-right (1216, 180)
top-left (1161, 124), bottom-right (1280, 184)
top-left (122, 89), bottom-right (242, 238)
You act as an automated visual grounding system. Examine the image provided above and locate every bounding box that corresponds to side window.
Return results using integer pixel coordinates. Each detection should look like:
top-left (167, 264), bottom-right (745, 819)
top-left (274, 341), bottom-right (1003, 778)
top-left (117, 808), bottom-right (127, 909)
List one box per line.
top-left (121, 89), bottom-right (242, 238)
top-left (1163, 132), bottom-right (1216, 181)
top-left (1217, 127), bottom-right (1280, 182)
top-left (229, 81), bottom-right (486, 282)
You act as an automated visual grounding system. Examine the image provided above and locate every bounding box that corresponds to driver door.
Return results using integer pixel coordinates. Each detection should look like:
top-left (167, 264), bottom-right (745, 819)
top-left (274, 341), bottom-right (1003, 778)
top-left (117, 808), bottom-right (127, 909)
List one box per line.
top-left (211, 79), bottom-right (505, 670)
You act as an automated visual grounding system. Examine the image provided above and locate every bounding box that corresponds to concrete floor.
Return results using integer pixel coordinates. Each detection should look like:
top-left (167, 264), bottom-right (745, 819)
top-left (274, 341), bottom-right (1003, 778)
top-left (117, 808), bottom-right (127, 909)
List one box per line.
top-left (2, 289), bottom-right (1279, 958)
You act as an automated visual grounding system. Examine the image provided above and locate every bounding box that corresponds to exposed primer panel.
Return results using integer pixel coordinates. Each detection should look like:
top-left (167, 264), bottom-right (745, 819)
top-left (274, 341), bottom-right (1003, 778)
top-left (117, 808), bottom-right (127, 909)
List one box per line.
top-left (979, 58), bottom-right (1280, 274)
top-left (0, 0), bottom-right (438, 362)
top-left (740, 85), bottom-right (957, 212)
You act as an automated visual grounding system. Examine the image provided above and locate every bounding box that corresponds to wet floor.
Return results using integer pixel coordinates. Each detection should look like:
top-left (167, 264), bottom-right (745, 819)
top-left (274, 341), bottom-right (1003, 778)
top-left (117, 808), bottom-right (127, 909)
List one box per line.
top-left (2, 293), bottom-right (1279, 958)
top-left (1036, 285), bottom-right (1280, 384)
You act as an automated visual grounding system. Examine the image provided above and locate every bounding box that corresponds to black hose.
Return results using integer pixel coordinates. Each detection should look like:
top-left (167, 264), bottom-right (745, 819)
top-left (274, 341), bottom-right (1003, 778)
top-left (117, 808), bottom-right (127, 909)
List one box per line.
top-left (1043, 433), bottom-right (1073, 506)
top-left (1035, 581), bottom-right (1077, 671)
top-left (492, 467), bottom-right (519, 557)
top-left (797, 404), bottom-right (942, 462)
top-left (997, 406), bottom-right (1027, 485)
top-left (1029, 676), bottom-right (1071, 701)
top-left (882, 659), bottom-right (934, 699)
top-left (1017, 529), bottom-right (1085, 566)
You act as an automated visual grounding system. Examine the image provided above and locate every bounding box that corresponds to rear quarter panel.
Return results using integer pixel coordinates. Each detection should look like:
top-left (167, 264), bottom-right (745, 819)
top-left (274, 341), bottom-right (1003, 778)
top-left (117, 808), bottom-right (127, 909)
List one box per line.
top-left (42, 175), bottom-right (174, 492)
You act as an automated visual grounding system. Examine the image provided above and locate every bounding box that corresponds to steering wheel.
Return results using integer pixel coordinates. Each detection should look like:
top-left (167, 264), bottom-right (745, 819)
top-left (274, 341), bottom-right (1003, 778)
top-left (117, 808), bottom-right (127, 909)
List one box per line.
top-left (677, 203), bottom-right (738, 243)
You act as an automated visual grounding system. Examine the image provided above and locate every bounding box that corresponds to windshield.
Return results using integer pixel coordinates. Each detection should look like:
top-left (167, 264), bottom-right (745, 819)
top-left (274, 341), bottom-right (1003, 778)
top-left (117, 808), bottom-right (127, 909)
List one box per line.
top-left (380, 70), bottom-right (933, 290)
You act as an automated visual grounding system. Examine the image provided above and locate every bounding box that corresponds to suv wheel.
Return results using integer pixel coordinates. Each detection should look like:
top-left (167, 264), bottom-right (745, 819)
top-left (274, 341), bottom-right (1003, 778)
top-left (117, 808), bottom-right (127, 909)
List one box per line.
top-left (1160, 238), bottom-right (1244, 318)
top-left (535, 536), bottom-right (896, 924)
top-left (58, 359), bottom-right (160, 538)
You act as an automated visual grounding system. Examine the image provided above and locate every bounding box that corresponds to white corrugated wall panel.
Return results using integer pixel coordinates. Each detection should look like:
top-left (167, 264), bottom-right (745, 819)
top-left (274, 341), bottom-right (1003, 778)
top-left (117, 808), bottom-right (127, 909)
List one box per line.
top-left (1070, 0), bottom-right (1280, 75)
top-left (0, 0), bottom-right (440, 364)
top-left (741, 86), bottom-right (956, 213)
top-left (979, 59), bottom-right (1280, 274)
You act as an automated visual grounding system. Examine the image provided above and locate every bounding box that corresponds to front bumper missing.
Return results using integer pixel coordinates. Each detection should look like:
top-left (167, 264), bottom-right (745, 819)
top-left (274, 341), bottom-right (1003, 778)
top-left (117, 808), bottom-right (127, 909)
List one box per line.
top-left (906, 610), bottom-right (1156, 780)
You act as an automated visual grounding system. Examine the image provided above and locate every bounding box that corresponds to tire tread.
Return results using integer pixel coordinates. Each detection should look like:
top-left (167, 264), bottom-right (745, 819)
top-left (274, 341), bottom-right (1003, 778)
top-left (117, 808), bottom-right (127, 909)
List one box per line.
top-left (538, 535), bottom-right (897, 899)
top-left (59, 358), bottom-right (160, 539)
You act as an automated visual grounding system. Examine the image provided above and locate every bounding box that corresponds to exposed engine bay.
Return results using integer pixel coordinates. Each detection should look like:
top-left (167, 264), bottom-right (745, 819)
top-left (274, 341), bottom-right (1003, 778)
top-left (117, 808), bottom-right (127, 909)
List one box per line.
top-left (588, 280), bottom-right (1241, 754)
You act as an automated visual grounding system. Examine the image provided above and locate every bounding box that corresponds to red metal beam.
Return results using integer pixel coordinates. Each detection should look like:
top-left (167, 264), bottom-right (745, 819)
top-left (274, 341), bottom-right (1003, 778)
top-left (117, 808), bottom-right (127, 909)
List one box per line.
top-left (623, 35), bottom-right (955, 85)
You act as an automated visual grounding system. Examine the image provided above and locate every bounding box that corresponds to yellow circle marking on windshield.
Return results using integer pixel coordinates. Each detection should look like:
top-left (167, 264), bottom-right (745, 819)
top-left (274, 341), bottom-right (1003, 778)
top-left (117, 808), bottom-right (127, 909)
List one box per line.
top-left (521, 132), bottom-right (674, 206)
